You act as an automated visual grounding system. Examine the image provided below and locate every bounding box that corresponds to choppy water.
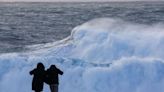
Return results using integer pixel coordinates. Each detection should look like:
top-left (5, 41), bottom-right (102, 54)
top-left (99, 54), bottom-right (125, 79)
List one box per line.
top-left (0, 2), bottom-right (164, 53)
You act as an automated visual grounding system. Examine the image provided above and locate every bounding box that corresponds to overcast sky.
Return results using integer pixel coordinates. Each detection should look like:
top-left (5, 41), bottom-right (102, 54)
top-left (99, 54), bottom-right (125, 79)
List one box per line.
top-left (0, 0), bottom-right (163, 2)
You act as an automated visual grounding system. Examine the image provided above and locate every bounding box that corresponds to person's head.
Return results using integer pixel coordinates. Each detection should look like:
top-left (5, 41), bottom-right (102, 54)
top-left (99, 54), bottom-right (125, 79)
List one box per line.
top-left (50, 65), bottom-right (57, 70)
top-left (37, 62), bottom-right (45, 70)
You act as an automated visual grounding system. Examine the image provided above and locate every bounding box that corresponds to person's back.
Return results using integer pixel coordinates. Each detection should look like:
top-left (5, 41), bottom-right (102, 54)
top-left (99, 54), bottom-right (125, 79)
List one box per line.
top-left (46, 66), bottom-right (63, 84)
top-left (30, 63), bottom-right (46, 92)
top-left (46, 65), bottom-right (63, 92)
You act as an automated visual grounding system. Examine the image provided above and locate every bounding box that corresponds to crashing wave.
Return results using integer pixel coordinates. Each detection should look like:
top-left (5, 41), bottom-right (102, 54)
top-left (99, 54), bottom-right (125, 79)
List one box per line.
top-left (0, 18), bottom-right (164, 92)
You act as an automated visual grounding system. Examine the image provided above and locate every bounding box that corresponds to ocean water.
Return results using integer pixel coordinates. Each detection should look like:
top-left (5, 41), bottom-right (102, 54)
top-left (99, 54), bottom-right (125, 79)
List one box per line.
top-left (0, 2), bottom-right (164, 53)
top-left (0, 2), bottom-right (164, 92)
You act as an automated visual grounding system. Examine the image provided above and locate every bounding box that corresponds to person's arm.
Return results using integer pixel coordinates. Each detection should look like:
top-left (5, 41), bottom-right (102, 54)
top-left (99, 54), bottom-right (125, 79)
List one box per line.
top-left (29, 69), bottom-right (36, 75)
top-left (57, 68), bottom-right (63, 75)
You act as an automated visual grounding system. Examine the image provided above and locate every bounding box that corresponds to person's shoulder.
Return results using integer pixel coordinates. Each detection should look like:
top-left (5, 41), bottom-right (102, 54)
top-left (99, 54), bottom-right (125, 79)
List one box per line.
top-left (30, 68), bottom-right (37, 75)
top-left (46, 69), bottom-right (51, 72)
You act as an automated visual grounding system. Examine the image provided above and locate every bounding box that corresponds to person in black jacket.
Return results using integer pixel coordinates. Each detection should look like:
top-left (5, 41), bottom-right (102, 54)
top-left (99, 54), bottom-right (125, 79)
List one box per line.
top-left (30, 62), bottom-right (46, 92)
top-left (46, 65), bottom-right (63, 92)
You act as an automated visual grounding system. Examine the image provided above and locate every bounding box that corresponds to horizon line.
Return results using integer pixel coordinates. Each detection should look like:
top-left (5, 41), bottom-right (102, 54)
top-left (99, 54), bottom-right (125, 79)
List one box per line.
top-left (0, 0), bottom-right (163, 3)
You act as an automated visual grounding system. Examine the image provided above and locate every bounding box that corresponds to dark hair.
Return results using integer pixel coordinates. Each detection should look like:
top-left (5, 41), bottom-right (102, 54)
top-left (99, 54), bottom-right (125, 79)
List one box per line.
top-left (50, 65), bottom-right (57, 70)
top-left (37, 62), bottom-right (45, 70)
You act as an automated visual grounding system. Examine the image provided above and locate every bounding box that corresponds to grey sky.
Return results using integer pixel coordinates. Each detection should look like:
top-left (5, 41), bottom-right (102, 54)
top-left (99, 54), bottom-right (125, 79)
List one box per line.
top-left (0, 0), bottom-right (163, 2)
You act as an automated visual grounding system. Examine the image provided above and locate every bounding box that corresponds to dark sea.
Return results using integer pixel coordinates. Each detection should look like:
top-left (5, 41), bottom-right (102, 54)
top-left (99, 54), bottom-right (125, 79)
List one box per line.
top-left (0, 2), bottom-right (164, 53)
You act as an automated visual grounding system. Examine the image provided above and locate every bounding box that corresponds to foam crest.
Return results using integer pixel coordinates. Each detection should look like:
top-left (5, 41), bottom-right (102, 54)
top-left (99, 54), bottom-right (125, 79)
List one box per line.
top-left (69, 18), bottom-right (164, 62)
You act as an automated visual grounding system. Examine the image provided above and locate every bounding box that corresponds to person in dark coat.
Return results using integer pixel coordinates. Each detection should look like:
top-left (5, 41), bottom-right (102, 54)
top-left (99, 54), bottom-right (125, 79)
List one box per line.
top-left (30, 62), bottom-right (46, 92)
top-left (46, 65), bottom-right (63, 92)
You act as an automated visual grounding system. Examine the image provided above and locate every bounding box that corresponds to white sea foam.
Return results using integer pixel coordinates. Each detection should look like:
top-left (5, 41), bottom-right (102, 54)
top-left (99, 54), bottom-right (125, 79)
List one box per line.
top-left (0, 18), bottom-right (164, 92)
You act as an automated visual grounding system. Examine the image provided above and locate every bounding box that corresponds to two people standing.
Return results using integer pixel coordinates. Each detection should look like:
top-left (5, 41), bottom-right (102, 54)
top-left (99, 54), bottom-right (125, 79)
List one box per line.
top-left (30, 63), bottom-right (63, 92)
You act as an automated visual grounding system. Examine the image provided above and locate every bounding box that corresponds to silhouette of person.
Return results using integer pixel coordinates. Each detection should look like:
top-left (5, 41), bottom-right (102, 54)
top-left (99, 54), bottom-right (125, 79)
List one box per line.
top-left (46, 65), bottom-right (63, 92)
top-left (30, 62), bottom-right (46, 92)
